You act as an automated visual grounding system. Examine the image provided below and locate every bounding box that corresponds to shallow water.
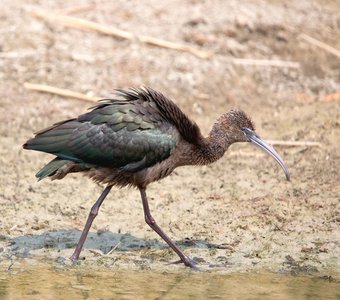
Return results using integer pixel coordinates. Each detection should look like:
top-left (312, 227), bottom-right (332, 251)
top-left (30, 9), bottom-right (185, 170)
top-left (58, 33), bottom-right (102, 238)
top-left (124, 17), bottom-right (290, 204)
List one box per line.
top-left (0, 263), bottom-right (339, 300)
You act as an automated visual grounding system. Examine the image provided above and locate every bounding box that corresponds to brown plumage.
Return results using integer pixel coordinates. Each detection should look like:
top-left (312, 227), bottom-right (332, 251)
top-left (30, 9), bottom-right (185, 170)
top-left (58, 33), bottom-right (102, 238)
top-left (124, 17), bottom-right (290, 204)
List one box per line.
top-left (23, 87), bottom-right (289, 268)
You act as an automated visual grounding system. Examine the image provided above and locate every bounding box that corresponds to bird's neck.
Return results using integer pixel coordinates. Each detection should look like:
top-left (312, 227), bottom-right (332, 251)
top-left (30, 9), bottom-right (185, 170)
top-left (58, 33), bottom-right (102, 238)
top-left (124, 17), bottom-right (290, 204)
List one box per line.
top-left (194, 120), bottom-right (234, 165)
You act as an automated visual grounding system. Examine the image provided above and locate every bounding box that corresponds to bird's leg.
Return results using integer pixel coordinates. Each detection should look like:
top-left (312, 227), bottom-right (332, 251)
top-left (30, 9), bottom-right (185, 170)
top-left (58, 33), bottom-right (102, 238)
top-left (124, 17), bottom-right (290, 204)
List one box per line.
top-left (70, 185), bottom-right (113, 262)
top-left (139, 188), bottom-right (196, 268)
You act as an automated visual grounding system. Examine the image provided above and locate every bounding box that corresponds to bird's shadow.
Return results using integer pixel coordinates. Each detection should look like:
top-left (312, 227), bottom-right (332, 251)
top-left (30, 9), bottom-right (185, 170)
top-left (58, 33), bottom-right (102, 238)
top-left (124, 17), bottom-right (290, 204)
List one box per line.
top-left (9, 230), bottom-right (225, 258)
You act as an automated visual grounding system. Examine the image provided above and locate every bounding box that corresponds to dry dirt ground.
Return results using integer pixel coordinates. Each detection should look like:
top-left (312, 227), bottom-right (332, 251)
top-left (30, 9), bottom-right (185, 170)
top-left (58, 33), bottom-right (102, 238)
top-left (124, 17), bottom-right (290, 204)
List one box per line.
top-left (0, 0), bottom-right (339, 278)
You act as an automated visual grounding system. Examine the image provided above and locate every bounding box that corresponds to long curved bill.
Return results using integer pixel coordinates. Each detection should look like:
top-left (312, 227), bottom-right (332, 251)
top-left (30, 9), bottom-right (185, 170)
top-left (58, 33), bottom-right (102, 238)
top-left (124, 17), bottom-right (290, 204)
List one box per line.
top-left (241, 128), bottom-right (290, 181)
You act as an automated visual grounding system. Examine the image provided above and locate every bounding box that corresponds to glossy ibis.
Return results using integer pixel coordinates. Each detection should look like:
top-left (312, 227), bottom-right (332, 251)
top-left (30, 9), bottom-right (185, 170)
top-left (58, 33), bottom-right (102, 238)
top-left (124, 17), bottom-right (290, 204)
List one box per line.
top-left (23, 87), bottom-right (290, 268)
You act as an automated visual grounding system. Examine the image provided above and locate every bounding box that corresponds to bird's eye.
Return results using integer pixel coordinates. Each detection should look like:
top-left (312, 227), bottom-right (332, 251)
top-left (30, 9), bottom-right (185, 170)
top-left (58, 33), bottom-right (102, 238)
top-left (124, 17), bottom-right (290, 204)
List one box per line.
top-left (241, 127), bottom-right (251, 135)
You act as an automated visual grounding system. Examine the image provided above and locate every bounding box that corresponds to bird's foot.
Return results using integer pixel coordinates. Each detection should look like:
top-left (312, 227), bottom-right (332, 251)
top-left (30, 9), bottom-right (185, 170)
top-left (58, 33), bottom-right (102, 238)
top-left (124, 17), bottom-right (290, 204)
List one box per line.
top-left (170, 256), bottom-right (197, 268)
top-left (69, 253), bottom-right (80, 264)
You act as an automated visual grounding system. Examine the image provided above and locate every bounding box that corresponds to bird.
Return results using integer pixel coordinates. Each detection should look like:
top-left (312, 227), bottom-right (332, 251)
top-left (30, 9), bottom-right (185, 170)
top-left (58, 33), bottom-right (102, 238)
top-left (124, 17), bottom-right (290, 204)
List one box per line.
top-left (23, 87), bottom-right (290, 268)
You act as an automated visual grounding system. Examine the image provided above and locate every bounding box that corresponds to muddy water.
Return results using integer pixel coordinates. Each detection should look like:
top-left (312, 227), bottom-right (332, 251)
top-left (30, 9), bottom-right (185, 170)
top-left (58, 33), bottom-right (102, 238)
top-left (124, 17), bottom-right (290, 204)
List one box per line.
top-left (0, 263), bottom-right (338, 300)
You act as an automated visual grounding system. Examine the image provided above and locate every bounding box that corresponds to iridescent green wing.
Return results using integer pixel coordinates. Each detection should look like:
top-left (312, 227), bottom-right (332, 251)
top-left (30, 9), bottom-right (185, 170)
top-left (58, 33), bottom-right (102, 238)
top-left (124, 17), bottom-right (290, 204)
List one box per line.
top-left (24, 99), bottom-right (177, 171)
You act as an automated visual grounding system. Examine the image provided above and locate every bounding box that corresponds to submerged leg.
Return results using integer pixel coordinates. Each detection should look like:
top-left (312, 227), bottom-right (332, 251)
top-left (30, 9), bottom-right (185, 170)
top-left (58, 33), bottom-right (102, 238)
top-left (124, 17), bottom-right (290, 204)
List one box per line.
top-left (70, 185), bottom-right (113, 262)
top-left (139, 188), bottom-right (196, 268)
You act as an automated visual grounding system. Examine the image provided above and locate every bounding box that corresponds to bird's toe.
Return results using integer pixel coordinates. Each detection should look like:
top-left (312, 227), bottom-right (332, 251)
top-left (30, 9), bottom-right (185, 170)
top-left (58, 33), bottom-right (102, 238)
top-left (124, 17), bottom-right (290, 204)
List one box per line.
top-left (169, 256), bottom-right (197, 268)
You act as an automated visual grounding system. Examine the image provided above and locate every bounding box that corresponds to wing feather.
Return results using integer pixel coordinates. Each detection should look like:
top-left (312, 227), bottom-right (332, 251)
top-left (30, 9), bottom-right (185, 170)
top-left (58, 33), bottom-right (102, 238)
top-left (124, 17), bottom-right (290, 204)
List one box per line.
top-left (24, 95), bottom-right (178, 171)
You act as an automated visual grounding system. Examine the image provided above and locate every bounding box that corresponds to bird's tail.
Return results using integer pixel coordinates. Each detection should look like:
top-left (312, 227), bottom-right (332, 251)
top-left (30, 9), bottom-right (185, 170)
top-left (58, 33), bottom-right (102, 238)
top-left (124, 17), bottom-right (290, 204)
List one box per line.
top-left (36, 158), bottom-right (69, 181)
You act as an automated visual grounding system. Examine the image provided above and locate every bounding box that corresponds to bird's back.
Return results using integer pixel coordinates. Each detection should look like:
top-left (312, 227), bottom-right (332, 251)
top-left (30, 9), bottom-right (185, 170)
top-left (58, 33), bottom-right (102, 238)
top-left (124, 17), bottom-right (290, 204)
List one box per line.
top-left (23, 87), bottom-right (202, 182)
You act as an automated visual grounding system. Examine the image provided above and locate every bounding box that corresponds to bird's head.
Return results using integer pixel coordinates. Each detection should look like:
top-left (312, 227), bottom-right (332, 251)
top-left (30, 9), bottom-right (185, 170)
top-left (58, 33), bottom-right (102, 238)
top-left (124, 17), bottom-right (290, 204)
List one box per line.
top-left (219, 109), bottom-right (290, 181)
